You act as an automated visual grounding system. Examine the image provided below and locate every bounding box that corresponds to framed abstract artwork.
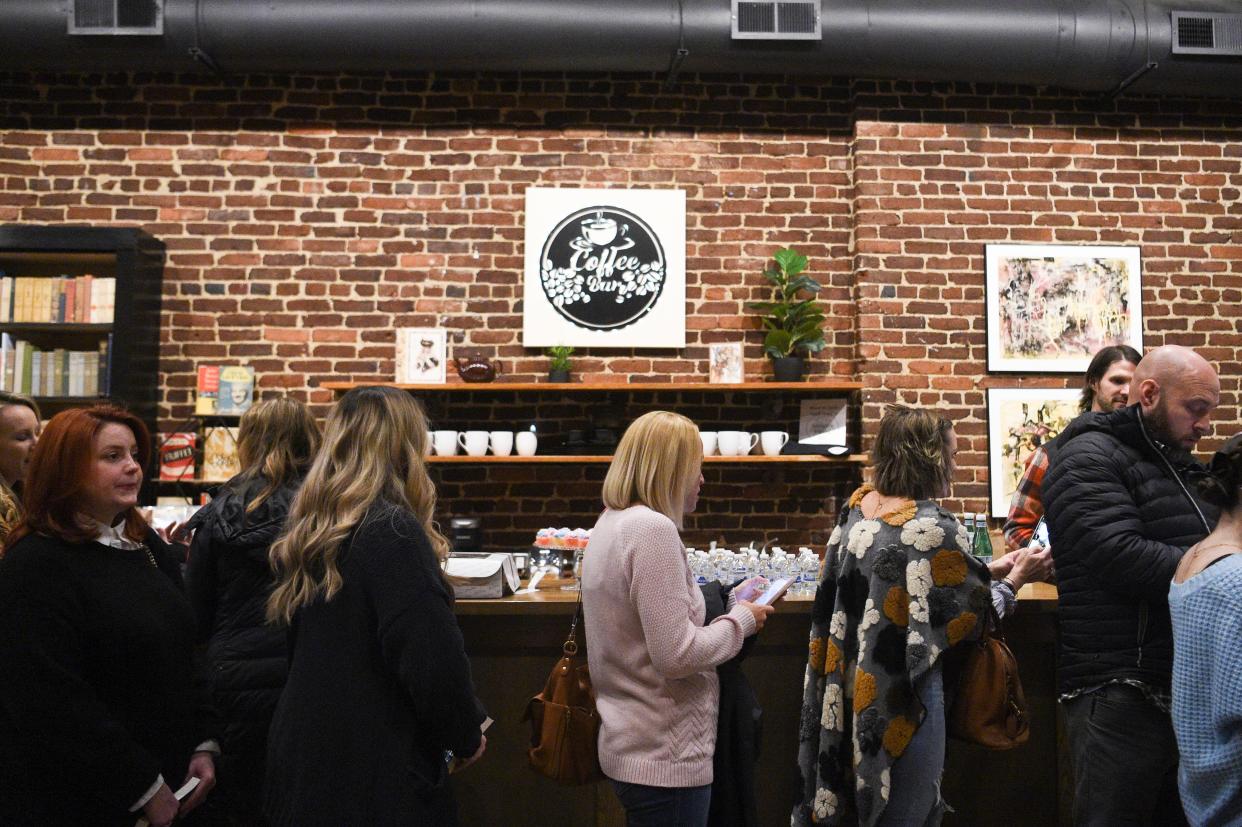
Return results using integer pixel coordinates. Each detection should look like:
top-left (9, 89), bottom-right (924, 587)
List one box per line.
top-left (985, 244), bottom-right (1142, 373)
top-left (987, 387), bottom-right (1081, 518)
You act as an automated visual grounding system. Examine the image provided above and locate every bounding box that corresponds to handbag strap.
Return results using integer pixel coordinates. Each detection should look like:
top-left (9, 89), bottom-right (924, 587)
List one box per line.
top-left (563, 592), bottom-right (584, 656)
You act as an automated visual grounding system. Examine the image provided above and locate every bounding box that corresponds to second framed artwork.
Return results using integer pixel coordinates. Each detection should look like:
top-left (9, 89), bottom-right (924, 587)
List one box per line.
top-left (985, 244), bottom-right (1142, 373)
top-left (987, 387), bottom-right (1081, 518)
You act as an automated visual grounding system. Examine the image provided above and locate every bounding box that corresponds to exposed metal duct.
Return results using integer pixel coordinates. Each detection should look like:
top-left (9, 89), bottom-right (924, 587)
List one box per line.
top-left (1, 0), bottom-right (1241, 98)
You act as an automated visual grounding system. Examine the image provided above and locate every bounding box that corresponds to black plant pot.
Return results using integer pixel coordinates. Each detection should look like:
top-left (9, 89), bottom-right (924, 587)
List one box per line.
top-left (548, 369), bottom-right (571, 383)
top-left (772, 356), bottom-right (805, 382)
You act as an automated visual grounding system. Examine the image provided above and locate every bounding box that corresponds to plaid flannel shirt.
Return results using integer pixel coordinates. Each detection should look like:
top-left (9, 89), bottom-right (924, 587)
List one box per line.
top-left (1003, 445), bottom-right (1049, 551)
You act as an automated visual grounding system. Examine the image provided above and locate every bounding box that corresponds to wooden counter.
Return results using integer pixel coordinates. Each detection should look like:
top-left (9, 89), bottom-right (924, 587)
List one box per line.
top-left (451, 583), bottom-right (1063, 827)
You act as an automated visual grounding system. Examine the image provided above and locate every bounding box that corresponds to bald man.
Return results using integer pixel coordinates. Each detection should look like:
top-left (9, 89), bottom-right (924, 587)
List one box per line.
top-left (1042, 345), bottom-right (1221, 827)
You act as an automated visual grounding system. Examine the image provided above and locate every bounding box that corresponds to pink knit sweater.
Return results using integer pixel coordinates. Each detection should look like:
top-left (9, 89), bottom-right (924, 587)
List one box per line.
top-left (582, 505), bottom-right (757, 788)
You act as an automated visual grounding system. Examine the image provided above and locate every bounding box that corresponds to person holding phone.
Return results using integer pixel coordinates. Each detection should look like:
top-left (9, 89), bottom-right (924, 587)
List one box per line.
top-left (583, 411), bottom-right (773, 827)
top-left (794, 405), bottom-right (995, 827)
top-left (0, 406), bottom-right (218, 827)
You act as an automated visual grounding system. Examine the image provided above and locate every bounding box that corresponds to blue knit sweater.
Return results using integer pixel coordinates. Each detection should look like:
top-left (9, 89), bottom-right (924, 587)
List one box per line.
top-left (1169, 553), bottom-right (1242, 827)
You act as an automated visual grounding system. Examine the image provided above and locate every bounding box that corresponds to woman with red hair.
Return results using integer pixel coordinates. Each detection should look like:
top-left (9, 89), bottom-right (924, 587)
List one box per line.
top-left (0, 405), bottom-right (219, 827)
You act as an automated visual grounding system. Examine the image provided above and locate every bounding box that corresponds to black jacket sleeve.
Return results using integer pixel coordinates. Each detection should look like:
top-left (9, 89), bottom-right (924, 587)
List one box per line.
top-left (1045, 433), bottom-right (1185, 601)
top-left (0, 543), bottom-right (163, 812)
top-left (357, 509), bottom-right (487, 759)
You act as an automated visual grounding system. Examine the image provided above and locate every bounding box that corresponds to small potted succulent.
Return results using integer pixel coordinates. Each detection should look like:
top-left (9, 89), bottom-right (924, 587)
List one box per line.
top-left (748, 246), bottom-right (826, 382)
top-left (547, 345), bottom-right (574, 383)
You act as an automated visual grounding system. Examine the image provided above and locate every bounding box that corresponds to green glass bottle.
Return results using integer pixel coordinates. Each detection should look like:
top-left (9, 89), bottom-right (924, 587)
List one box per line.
top-left (972, 512), bottom-right (994, 564)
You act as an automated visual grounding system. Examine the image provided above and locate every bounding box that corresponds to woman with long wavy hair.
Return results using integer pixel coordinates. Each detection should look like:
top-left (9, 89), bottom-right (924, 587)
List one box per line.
top-left (262, 386), bottom-right (487, 827)
top-left (183, 397), bottom-right (320, 825)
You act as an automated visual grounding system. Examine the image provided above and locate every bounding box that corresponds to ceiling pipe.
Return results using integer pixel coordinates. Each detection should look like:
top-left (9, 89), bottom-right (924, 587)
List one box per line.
top-left (1, 0), bottom-right (1240, 98)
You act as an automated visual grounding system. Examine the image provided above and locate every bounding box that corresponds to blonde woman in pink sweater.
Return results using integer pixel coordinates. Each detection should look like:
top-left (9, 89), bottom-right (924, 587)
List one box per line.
top-left (583, 411), bottom-right (774, 827)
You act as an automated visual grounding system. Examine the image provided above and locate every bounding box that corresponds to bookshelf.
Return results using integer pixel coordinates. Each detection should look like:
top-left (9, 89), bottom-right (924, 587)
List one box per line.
top-left (0, 224), bottom-right (164, 434)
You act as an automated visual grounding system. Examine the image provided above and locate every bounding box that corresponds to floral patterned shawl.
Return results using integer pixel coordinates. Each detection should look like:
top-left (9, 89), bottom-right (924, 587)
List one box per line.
top-left (793, 485), bottom-right (990, 826)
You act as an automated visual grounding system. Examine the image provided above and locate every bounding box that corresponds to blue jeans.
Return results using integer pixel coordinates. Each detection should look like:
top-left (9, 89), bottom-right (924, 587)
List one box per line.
top-left (611, 780), bottom-right (711, 827)
top-left (877, 666), bottom-right (947, 827)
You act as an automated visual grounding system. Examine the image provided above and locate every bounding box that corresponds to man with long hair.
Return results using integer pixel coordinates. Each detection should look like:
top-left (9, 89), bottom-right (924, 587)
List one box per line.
top-left (1002, 344), bottom-right (1142, 550)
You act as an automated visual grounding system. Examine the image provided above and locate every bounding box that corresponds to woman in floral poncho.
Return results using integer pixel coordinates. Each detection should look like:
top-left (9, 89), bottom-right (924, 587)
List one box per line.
top-left (793, 406), bottom-right (993, 827)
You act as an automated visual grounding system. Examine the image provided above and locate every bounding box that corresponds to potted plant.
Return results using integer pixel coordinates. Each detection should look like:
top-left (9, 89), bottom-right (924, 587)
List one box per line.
top-left (547, 345), bottom-right (574, 383)
top-left (748, 246), bottom-right (826, 382)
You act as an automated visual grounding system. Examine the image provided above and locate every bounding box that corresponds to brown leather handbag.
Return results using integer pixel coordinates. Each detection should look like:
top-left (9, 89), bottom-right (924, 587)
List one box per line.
top-left (523, 599), bottom-right (604, 784)
top-left (947, 605), bottom-right (1030, 750)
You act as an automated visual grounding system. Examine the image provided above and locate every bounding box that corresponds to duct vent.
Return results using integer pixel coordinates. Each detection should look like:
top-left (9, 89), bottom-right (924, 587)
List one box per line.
top-left (68, 0), bottom-right (163, 35)
top-left (732, 1), bottom-right (821, 40)
top-left (1171, 11), bottom-right (1242, 56)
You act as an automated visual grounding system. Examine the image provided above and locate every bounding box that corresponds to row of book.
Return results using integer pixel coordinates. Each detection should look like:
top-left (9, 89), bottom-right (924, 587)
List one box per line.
top-left (0, 276), bottom-right (117, 324)
top-left (0, 336), bottom-right (109, 397)
top-left (158, 427), bottom-right (240, 483)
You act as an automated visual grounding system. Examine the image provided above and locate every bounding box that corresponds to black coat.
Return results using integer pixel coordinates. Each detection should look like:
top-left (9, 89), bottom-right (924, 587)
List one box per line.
top-left (185, 473), bottom-right (300, 756)
top-left (1042, 405), bottom-right (1217, 694)
top-left (700, 582), bottom-right (761, 827)
top-left (264, 502), bottom-right (487, 827)
top-left (0, 528), bottom-right (217, 826)
top-left (184, 472), bottom-right (302, 820)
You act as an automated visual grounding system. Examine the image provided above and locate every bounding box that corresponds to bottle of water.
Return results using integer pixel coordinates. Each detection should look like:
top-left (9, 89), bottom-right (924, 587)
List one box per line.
top-left (799, 548), bottom-right (820, 596)
top-left (964, 513), bottom-right (977, 549)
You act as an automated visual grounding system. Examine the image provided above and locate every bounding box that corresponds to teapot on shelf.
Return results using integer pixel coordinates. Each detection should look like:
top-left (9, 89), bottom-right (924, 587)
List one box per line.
top-left (455, 351), bottom-right (502, 383)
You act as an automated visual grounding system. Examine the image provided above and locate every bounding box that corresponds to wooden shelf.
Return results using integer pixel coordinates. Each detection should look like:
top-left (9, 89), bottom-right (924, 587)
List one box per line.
top-left (0, 323), bottom-right (112, 333)
top-left (427, 454), bottom-right (866, 464)
top-left (30, 395), bottom-right (110, 405)
top-left (321, 379), bottom-right (862, 393)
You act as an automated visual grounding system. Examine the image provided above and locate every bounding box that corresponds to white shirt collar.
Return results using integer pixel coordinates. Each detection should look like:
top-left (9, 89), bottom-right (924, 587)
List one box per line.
top-left (92, 518), bottom-right (142, 550)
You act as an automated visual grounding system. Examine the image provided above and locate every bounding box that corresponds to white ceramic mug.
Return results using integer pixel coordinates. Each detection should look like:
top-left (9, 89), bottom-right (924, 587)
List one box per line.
top-left (740, 432), bottom-right (759, 455)
top-left (761, 430), bottom-right (790, 457)
top-left (424, 430), bottom-right (433, 457)
top-left (718, 430), bottom-right (750, 457)
top-left (459, 430), bottom-right (489, 457)
top-left (489, 430), bottom-right (514, 456)
top-left (516, 431), bottom-right (538, 457)
top-left (432, 430), bottom-right (459, 456)
top-left (699, 431), bottom-right (718, 457)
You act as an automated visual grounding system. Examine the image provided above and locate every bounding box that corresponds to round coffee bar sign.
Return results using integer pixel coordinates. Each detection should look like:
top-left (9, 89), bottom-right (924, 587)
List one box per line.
top-left (539, 206), bottom-right (667, 331)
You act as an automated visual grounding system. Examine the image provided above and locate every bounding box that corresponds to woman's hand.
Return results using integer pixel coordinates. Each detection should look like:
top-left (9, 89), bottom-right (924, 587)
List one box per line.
top-left (156, 520), bottom-right (192, 547)
top-left (452, 734), bottom-right (487, 773)
top-left (177, 752), bottom-right (216, 816)
top-left (732, 576), bottom-right (769, 604)
top-left (739, 601), bottom-right (775, 632)
top-left (141, 783), bottom-right (179, 827)
top-left (1008, 545), bottom-right (1054, 589)
top-left (988, 551), bottom-right (1018, 580)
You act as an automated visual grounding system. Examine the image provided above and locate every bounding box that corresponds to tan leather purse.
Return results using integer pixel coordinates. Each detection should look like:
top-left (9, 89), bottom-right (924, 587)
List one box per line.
top-left (947, 605), bottom-right (1030, 750)
top-left (523, 599), bottom-right (604, 785)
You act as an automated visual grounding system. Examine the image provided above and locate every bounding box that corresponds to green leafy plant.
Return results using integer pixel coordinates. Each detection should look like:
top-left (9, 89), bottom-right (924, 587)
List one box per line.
top-left (747, 247), bottom-right (827, 359)
top-left (547, 345), bottom-right (575, 372)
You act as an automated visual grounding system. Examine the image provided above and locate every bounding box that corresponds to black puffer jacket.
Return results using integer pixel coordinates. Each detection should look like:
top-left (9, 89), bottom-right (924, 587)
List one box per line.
top-left (1042, 405), bottom-right (1216, 695)
top-left (184, 473), bottom-right (302, 755)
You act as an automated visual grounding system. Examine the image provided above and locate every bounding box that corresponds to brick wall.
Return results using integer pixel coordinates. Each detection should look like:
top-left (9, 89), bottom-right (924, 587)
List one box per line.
top-left (1, 71), bottom-right (1239, 537)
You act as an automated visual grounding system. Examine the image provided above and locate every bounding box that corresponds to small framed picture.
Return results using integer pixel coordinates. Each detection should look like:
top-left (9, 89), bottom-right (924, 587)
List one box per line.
top-left (709, 342), bottom-right (743, 384)
top-left (395, 328), bottom-right (446, 384)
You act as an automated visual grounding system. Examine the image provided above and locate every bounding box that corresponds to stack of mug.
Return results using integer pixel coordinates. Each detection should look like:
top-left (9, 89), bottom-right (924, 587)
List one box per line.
top-left (428, 429), bottom-right (538, 457)
top-left (699, 430), bottom-right (791, 457)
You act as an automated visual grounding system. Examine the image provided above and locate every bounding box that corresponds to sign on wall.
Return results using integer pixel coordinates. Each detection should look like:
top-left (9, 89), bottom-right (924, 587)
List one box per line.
top-left (523, 187), bottom-right (685, 348)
